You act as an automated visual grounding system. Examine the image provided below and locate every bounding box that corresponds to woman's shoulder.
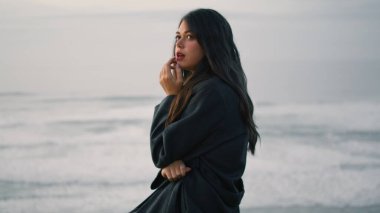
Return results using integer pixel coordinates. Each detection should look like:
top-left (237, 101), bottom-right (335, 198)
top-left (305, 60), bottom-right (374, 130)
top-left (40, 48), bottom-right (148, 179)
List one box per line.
top-left (193, 76), bottom-right (236, 98)
top-left (190, 75), bottom-right (241, 118)
top-left (194, 76), bottom-right (226, 92)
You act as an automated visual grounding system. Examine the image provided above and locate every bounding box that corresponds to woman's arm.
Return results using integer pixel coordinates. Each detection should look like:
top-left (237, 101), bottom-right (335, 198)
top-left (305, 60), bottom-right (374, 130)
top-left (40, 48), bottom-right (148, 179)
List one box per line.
top-left (153, 58), bottom-right (225, 178)
top-left (150, 85), bottom-right (225, 168)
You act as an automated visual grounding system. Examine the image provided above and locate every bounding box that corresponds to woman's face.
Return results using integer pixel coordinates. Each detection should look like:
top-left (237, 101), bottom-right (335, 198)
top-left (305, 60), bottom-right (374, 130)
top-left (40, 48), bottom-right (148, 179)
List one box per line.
top-left (175, 21), bottom-right (204, 72)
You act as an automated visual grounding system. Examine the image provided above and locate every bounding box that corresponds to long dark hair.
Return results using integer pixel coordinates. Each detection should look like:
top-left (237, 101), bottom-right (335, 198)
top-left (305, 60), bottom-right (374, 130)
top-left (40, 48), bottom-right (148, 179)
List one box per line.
top-left (166, 8), bottom-right (260, 155)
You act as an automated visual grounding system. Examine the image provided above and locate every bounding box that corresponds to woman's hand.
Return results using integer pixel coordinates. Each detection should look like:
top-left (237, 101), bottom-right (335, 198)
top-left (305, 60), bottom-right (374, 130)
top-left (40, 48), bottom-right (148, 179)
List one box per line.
top-left (160, 57), bottom-right (183, 95)
top-left (161, 160), bottom-right (191, 182)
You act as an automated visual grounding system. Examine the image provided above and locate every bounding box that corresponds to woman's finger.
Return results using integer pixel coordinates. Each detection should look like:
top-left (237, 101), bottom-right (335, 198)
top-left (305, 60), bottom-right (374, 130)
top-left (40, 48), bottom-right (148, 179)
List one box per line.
top-left (162, 58), bottom-right (173, 77)
top-left (169, 168), bottom-right (177, 181)
top-left (166, 58), bottom-right (175, 71)
top-left (175, 64), bottom-right (183, 84)
top-left (161, 168), bottom-right (168, 179)
top-left (172, 64), bottom-right (177, 80)
top-left (179, 164), bottom-right (187, 177)
top-left (175, 165), bottom-right (182, 178)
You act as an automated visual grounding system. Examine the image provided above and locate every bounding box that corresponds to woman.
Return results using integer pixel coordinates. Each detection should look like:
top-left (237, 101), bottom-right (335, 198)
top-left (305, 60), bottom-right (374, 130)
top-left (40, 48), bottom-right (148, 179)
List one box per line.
top-left (131, 8), bottom-right (259, 213)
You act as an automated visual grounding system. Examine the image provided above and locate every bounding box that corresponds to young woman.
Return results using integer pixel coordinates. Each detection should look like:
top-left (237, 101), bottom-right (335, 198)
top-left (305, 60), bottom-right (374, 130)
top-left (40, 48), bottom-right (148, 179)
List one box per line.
top-left (130, 8), bottom-right (259, 213)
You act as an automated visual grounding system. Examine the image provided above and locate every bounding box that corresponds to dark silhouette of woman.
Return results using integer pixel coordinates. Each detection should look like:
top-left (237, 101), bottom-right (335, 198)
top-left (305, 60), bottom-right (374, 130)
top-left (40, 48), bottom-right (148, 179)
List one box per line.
top-left (131, 8), bottom-right (259, 213)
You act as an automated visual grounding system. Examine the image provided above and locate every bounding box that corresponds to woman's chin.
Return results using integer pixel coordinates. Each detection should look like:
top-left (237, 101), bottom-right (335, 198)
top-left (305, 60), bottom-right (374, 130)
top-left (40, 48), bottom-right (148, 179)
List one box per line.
top-left (176, 62), bottom-right (185, 69)
top-left (178, 65), bottom-right (196, 72)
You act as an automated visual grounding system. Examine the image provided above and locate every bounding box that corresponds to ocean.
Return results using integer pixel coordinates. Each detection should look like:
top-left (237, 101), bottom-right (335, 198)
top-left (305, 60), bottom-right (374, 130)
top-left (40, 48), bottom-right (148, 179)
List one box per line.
top-left (1, 0), bottom-right (380, 212)
top-left (1, 91), bottom-right (380, 213)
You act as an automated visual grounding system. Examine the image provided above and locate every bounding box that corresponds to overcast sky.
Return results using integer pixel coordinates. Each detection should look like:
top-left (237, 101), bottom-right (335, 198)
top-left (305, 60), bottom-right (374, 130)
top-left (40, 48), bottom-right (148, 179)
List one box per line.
top-left (0, 0), bottom-right (379, 102)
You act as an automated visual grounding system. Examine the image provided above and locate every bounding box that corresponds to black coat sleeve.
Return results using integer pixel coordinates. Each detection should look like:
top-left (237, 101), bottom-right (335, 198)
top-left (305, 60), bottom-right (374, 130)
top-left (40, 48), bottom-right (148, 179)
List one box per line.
top-left (150, 86), bottom-right (226, 168)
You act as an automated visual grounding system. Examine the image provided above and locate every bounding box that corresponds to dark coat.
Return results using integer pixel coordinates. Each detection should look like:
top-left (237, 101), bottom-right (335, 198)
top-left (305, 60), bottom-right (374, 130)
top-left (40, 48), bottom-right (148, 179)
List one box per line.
top-left (131, 76), bottom-right (248, 213)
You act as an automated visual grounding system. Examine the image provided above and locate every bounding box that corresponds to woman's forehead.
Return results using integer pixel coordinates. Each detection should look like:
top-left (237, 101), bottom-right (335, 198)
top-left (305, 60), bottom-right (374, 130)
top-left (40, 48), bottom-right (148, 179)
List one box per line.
top-left (177, 21), bottom-right (191, 34)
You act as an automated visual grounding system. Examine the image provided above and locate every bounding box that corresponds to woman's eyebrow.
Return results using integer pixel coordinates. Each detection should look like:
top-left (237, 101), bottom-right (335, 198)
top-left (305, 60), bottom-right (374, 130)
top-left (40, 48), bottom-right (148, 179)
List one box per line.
top-left (176, 30), bottom-right (192, 34)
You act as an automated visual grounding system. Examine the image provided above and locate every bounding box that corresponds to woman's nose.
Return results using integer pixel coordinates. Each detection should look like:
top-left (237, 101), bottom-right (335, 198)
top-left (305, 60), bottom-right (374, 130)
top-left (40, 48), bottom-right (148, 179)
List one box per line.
top-left (176, 38), bottom-right (184, 48)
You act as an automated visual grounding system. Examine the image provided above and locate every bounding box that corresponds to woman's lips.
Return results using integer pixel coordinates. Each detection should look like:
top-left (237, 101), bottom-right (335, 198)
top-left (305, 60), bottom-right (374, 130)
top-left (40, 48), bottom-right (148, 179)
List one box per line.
top-left (176, 53), bottom-right (185, 61)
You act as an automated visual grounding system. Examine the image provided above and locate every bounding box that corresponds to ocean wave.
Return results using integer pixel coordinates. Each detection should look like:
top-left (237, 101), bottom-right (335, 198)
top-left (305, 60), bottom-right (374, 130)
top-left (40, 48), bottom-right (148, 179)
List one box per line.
top-left (49, 118), bottom-right (147, 126)
top-left (47, 118), bottom-right (149, 134)
top-left (35, 95), bottom-right (160, 104)
top-left (241, 205), bottom-right (380, 213)
top-left (0, 92), bottom-right (35, 97)
top-left (0, 179), bottom-right (146, 201)
top-left (260, 123), bottom-right (380, 142)
top-left (340, 163), bottom-right (380, 171)
top-left (0, 122), bottom-right (25, 129)
top-left (0, 179), bottom-right (142, 189)
top-left (0, 141), bottom-right (57, 150)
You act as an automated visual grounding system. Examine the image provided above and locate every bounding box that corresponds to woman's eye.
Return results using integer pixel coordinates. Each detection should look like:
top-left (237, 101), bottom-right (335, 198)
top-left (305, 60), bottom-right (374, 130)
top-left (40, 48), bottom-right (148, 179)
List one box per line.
top-left (175, 34), bottom-right (194, 41)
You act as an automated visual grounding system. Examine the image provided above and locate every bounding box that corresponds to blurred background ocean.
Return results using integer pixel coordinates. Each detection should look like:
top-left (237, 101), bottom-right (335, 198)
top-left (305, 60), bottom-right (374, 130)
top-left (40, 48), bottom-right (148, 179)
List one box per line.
top-left (1, 0), bottom-right (380, 212)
